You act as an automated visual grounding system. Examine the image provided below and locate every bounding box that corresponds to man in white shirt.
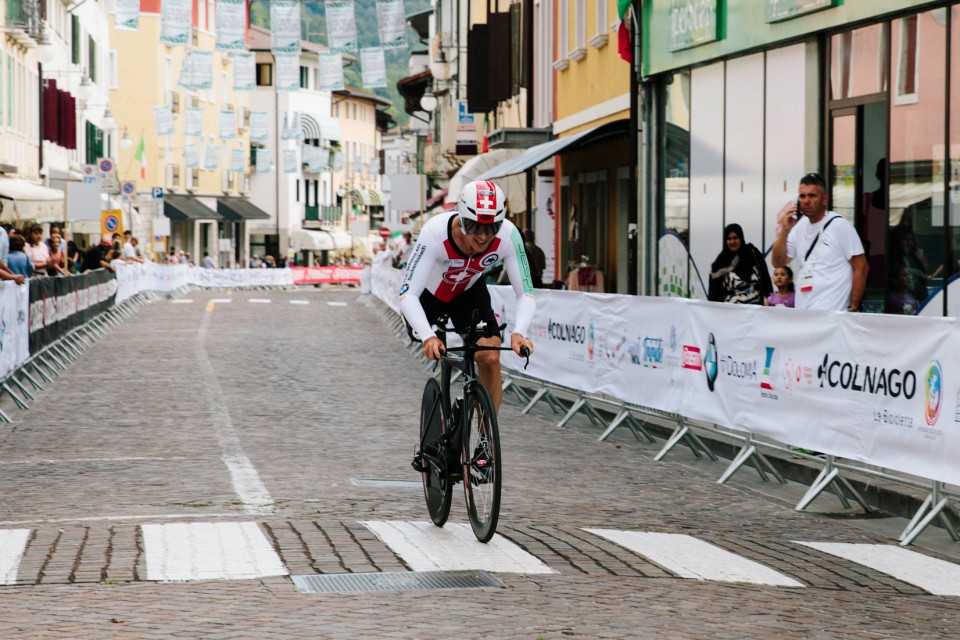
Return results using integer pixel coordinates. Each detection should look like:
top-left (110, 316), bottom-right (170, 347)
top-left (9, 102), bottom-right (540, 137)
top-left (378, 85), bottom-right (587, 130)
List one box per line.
top-left (772, 172), bottom-right (868, 311)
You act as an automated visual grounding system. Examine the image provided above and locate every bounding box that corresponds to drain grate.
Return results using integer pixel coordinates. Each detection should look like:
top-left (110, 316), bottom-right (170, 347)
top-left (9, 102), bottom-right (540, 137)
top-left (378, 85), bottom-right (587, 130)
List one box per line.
top-left (292, 570), bottom-right (504, 594)
top-left (351, 478), bottom-right (422, 489)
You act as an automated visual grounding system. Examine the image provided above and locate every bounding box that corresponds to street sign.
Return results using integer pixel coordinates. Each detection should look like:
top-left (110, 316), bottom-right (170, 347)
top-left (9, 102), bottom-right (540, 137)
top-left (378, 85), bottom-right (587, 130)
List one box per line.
top-left (152, 187), bottom-right (164, 199)
top-left (121, 181), bottom-right (136, 201)
top-left (100, 210), bottom-right (123, 237)
top-left (379, 226), bottom-right (391, 239)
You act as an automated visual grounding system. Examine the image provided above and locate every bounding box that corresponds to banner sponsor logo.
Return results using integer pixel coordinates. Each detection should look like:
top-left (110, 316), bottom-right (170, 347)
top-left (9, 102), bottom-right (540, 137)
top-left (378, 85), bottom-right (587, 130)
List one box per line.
top-left (682, 345), bottom-right (701, 370)
top-left (925, 360), bottom-right (942, 427)
top-left (784, 357), bottom-right (814, 392)
top-left (548, 319), bottom-right (586, 344)
top-left (704, 333), bottom-right (718, 391)
top-left (817, 354), bottom-right (917, 399)
top-left (665, 325), bottom-right (681, 366)
top-left (631, 336), bottom-right (664, 368)
top-left (760, 346), bottom-right (779, 400)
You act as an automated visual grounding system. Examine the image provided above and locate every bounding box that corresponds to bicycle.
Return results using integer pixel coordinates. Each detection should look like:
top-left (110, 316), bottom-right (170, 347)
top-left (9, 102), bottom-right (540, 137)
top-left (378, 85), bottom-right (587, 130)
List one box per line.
top-left (410, 312), bottom-right (529, 543)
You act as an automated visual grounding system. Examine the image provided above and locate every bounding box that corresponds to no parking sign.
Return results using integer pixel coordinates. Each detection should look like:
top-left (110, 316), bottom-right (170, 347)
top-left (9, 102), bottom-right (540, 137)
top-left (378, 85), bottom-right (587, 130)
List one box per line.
top-left (100, 209), bottom-right (123, 237)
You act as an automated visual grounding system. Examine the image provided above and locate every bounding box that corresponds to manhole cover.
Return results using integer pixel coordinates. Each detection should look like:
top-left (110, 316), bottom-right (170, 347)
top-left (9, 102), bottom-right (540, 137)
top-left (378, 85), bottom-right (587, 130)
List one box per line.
top-left (351, 478), bottom-right (422, 489)
top-left (291, 570), bottom-right (504, 594)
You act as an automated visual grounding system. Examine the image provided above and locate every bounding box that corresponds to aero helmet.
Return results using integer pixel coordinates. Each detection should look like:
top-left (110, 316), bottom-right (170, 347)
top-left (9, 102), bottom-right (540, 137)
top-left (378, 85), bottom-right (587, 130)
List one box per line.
top-left (457, 180), bottom-right (507, 226)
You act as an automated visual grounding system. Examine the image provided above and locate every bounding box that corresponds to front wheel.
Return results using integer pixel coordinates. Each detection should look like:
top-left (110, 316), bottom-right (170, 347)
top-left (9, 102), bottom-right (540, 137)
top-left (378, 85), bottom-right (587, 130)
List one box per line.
top-left (461, 384), bottom-right (502, 543)
top-left (420, 378), bottom-right (452, 527)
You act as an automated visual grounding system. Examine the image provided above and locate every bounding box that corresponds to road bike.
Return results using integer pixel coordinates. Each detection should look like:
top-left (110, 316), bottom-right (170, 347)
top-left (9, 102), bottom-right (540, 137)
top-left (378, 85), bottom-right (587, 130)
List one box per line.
top-left (410, 313), bottom-right (529, 543)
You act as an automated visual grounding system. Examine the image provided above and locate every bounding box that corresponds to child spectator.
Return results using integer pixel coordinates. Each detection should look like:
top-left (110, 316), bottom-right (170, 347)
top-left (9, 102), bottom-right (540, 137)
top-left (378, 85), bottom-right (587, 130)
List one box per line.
top-left (6, 234), bottom-right (33, 278)
top-left (765, 266), bottom-right (795, 308)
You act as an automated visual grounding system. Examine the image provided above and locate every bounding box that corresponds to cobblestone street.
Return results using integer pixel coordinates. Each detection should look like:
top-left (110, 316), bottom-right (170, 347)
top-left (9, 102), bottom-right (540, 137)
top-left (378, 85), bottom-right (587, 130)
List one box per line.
top-left (0, 288), bottom-right (958, 639)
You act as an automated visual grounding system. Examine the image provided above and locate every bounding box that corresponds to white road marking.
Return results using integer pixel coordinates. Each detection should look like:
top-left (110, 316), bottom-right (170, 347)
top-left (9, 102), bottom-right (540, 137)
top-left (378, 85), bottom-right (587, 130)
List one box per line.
top-left (249, 299), bottom-right (271, 303)
top-left (0, 456), bottom-right (182, 466)
top-left (141, 522), bottom-right (287, 582)
top-left (0, 529), bottom-right (31, 585)
top-left (0, 513), bottom-right (241, 526)
top-left (796, 541), bottom-right (960, 596)
top-left (585, 529), bottom-right (804, 587)
top-left (289, 300), bottom-right (310, 305)
top-left (170, 299), bottom-right (194, 304)
top-left (362, 521), bottom-right (558, 574)
top-left (197, 312), bottom-right (273, 515)
top-left (210, 298), bottom-right (233, 303)
top-left (327, 301), bottom-right (348, 306)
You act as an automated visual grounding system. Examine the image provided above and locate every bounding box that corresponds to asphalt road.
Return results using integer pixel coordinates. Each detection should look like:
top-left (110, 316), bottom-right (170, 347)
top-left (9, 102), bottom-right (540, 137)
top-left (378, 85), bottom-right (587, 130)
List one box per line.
top-left (0, 287), bottom-right (957, 639)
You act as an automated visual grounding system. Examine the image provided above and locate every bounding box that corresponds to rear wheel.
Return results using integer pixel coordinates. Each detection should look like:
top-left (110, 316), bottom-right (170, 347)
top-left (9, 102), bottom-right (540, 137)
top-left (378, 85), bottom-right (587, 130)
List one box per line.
top-left (420, 378), bottom-right (452, 527)
top-left (461, 384), bottom-right (501, 543)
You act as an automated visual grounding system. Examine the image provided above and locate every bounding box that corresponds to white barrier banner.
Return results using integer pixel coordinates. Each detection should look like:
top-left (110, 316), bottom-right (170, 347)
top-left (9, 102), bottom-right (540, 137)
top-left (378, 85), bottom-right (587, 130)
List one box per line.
top-left (114, 262), bottom-right (294, 304)
top-left (485, 285), bottom-right (960, 486)
top-left (0, 282), bottom-right (29, 377)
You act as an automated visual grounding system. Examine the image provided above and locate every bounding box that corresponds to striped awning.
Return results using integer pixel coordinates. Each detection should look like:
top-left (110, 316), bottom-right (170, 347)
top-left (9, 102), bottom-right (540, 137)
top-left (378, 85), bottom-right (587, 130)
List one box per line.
top-left (301, 113), bottom-right (343, 142)
top-left (367, 188), bottom-right (386, 206)
top-left (345, 188), bottom-right (371, 206)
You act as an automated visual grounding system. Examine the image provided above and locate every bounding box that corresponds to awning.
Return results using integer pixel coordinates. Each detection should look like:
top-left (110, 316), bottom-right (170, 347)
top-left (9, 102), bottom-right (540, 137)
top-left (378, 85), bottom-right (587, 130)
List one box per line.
top-left (293, 228), bottom-right (354, 252)
top-left (0, 177), bottom-right (65, 222)
top-left (345, 188), bottom-right (371, 206)
top-left (367, 188), bottom-right (386, 206)
top-left (425, 189), bottom-right (448, 209)
top-left (301, 112), bottom-right (342, 142)
top-left (217, 197), bottom-right (271, 221)
top-left (447, 149), bottom-right (526, 214)
top-left (163, 194), bottom-right (224, 221)
top-left (476, 119), bottom-right (629, 180)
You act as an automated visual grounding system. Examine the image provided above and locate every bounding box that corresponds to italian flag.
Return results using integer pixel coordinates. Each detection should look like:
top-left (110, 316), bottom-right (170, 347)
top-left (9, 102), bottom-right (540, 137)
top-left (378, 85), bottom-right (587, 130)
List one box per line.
top-left (618, 0), bottom-right (634, 64)
top-left (133, 134), bottom-right (147, 180)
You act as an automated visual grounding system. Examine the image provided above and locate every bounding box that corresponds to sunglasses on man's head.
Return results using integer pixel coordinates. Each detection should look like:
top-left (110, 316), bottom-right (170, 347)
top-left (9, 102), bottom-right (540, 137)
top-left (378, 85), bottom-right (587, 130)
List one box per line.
top-left (461, 218), bottom-right (503, 236)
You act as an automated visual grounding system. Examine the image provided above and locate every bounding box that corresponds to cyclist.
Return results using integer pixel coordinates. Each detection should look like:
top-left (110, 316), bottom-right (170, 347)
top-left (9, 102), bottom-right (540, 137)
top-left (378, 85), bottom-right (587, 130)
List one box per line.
top-left (399, 180), bottom-right (536, 412)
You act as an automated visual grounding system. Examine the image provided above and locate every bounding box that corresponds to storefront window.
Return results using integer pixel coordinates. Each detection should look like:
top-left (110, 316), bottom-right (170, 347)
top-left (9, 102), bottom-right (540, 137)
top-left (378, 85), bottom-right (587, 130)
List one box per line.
top-left (887, 10), bottom-right (947, 315)
top-left (658, 71), bottom-right (690, 297)
top-left (830, 23), bottom-right (888, 100)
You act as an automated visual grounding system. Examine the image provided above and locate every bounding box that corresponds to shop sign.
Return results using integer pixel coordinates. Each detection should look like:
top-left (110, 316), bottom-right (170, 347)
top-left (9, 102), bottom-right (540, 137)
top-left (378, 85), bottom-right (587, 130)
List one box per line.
top-left (669, 0), bottom-right (720, 52)
top-left (766, 0), bottom-right (834, 23)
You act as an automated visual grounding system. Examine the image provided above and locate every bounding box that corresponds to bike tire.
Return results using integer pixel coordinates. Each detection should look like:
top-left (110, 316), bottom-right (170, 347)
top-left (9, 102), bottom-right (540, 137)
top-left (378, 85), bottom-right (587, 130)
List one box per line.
top-left (420, 378), bottom-right (453, 527)
top-left (461, 384), bottom-right (502, 543)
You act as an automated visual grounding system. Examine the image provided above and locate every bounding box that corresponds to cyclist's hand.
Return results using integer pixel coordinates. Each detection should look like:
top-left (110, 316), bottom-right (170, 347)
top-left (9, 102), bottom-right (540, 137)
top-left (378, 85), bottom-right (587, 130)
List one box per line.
top-left (423, 336), bottom-right (445, 360)
top-left (510, 333), bottom-right (533, 357)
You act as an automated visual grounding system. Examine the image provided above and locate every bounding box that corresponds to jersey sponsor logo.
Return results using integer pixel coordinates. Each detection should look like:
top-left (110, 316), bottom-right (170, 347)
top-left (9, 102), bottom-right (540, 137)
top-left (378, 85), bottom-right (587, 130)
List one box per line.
top-left (443, 259), bottom-right (466, 267)
top-left (442, 267), bottom-right (483, 286)
top-left (399, 283), bottom-right (409, 296)
top-left (476, 183), bottom-right (497, 210)
top-left (480, 253), bottom-right (499, 268)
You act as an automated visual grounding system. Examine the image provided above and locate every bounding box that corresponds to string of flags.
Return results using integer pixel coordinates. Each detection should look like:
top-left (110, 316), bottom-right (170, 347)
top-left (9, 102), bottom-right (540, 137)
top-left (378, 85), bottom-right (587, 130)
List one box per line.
top-left (122, 1), bottom-right (407, 174)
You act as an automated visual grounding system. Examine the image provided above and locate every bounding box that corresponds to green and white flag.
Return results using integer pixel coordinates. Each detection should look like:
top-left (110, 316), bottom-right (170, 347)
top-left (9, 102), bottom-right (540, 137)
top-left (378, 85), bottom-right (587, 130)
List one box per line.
top-left (184, 107), bottom-right (203, 137)
top-left (376, 0), bottom-right (407, 49)
top-left (283, 149), bottom-right (299, 174)
top-left (326, 1), bottom-right (357, 52)
top-left (184, 143), bottom-right (199, 168)
top-left (231, 148), bottom-right (246, 173)
top-left (250, 112), bottom-right (269, 142)
top-left (270, 1), bottom-right (301, 53)
top-left (160, 0), bottom-right (191, 45)
top-left (319, 52), bottom-right (344, 91)
top-left (275, 52), bottom-right (300, 92)
top-left (203, 142), bottom-right (220, 170)
top-left (219, 109), bottom-right (237, 140)
top-left (216, 0), bottom-right (247, 51)
top-left (360, 47), bottom-right (387, 89)
top-left (114, 0), bottom-right (141, 31)
top-left (153, 106), bottom-right (174, 137)
top-left (255, 147), bottom-right (272, 173)
top-left (233, 52), bottom-right (255, 92)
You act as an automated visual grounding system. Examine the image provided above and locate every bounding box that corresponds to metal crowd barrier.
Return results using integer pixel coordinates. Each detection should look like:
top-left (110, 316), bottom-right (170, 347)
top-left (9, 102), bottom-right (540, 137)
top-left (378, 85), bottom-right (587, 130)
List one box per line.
top-left (367, 294), bottom-right (959, 548)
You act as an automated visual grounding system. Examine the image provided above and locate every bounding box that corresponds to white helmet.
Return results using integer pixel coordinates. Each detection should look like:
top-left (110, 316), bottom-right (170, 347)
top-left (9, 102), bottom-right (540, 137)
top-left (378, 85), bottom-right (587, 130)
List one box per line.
top-left (457, 180), bottom-right (507, 226)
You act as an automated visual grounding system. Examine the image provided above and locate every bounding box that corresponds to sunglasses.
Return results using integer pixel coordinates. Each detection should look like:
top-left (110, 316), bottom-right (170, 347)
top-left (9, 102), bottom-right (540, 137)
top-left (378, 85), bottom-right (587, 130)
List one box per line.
top-left (460, 218), bottom-right (502, 236)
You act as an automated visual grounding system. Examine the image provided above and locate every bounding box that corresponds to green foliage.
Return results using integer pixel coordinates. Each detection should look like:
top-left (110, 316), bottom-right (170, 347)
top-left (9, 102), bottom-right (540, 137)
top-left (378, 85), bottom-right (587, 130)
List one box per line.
top-left (249, 0), bottom-right (431, 128)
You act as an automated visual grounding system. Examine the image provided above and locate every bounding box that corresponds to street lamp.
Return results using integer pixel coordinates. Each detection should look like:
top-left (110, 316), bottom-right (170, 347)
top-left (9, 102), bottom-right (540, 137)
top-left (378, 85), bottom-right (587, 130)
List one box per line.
top-left (76, 74), bottom-right (95, 101)
top-left (430, 50), bottom-right (451, 82)
top-left (120, 127), bottom-right (133, 149)
top-left (420, 90), bottom-right (438, 113)
top-left (101, 107), bottom-right (116, 130)
top-left (34, 31), bottom-right (56, 64)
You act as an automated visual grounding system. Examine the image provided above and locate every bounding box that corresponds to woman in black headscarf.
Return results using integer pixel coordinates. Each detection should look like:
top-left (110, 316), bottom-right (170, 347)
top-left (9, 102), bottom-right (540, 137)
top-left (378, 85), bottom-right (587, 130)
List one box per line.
top-left (708, 223), bottom-right (772, 304)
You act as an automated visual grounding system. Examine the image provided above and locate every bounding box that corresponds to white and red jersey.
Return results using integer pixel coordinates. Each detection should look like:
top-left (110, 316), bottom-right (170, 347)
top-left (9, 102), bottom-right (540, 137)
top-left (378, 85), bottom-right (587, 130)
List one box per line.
top-left (398, 212), bottom-right (536, 341)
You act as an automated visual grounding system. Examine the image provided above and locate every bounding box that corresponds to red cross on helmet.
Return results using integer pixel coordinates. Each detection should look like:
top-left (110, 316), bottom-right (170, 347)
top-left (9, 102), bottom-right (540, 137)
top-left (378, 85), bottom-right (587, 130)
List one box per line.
top-left (457, 180), bottom-right (507, 226)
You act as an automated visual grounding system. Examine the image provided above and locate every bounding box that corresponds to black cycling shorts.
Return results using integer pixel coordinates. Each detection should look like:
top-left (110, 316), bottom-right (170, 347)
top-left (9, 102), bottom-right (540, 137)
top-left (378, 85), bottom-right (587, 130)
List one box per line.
top-left (408, 283), bottom-right (501, 343)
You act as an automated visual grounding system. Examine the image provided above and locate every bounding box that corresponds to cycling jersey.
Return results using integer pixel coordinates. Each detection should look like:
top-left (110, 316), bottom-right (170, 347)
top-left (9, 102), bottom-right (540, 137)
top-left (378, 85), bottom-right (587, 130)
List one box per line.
top-left (399, 212), bottom-right (537, 342)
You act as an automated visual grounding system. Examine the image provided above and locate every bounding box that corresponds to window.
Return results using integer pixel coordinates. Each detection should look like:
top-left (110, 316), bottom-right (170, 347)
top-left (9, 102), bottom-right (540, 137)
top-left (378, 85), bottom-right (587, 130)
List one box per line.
top-left (895, 15), bottom-right (919, 104)
top-left (570, 0), bottom-right (586, 61)
top-left (256, 62), bottom-right (273, 87)
top-left (554, 0), bottom-right (570, 70)
top-left (170, 164), bottom-right (180, 188)
top-left (71, 16), bottom-right (80, 65)
top-left (590, 0), bottom-right (609, 49)
top-left (88, 35), bottom-right (96, 82)
top-left (300, 65), bottom-right (309, 89)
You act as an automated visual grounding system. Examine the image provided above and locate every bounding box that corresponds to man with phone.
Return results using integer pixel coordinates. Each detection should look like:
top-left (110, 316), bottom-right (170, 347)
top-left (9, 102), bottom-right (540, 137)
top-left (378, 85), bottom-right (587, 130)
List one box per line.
top-left (771, 172), bottom-right (868, 312)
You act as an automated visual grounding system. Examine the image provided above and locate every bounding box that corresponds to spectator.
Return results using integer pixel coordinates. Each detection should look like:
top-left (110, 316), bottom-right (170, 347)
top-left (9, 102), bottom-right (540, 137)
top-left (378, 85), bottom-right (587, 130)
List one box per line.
top-left (765, 266), bottom-right (795, 308)
top-left (24, 224), bottom-right (51, 276)
top-left (6, 235), bottom-right (33, 279)
top-left (891, 227), bottom-right (931, 304)
top-left (394, 231), bottom-right (413, 268)
top-left (46, 234), bottom-right (70, 276)
top-left (372, 241), bottom-right (392, 266)
top-left (200, 252), bottom-right (215, 268)
top-left (522, 228), bottom-right (548, 288)
top-left (772, 172), bottom-right (868, 311)
top-left (886, 265), bottom-right (918, 315)
top-left (250, 254), bottom-right (262, 268)
top-left (122, 234), bottom-right (144, 263)
top-left (81, 237), bottom-right (114, 273)
top-left (62, 228), bottom-right (80, 274)
top-left (182, 251), bottom-right (193, 266)
top-left (708, 223), bottom-right (772, 304)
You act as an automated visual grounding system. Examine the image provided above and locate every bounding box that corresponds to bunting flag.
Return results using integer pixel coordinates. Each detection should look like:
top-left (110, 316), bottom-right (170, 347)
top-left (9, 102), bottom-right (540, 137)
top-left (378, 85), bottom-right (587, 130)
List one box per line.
top-left (160, 0), bottom-right (192, 46)
top-left (360, 47), bottom-right (387, 89)
top-left (233, 52), bottom-right (255, 92)
top-left (326, 1), bottom-right (358, 53)
top-left (132, 135), bottom-right (147, 180)
top-left (275, 52), bottom-right (300, 92)
top-left (231, 147), bottom-right (246, 173)
top-left (617, 0), bottom-right (634, 64)
top-left (376, 0), bottom-right (407, 49)
top-left (319, 52), bottom-right (345, 91)
top-left (184, 143), bottom-right (199, 168)
top-left (114, 0), bottom-right (141, 31)
top-left (216, 0), bottom-right (247, 51)
top-left (270, 1), bottom-right (302, 53)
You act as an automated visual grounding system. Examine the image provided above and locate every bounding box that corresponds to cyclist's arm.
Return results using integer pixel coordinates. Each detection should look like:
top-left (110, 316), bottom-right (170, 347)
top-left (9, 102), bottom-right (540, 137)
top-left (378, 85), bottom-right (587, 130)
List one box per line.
top-left (502, 226), bottom-right (537, 337)
top-left (398, 242), bottom-right (437, 341)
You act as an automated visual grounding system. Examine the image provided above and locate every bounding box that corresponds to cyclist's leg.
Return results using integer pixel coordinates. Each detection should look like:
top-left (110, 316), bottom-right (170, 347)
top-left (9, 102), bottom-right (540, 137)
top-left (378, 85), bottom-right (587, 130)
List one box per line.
top-left (476, 335), bottom-right (503, 413)
top-left (450, 283), bottom-right (503, 413)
